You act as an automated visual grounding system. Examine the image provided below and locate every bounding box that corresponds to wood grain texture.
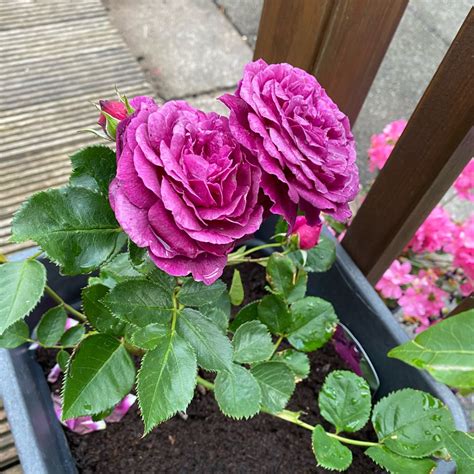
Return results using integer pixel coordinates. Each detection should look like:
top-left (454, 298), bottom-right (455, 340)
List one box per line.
top-left (312, 0), bottom-right (408, 124)
top-left (342, 9), bottom-right (474, 284)
top-left (254, 0), bottom-right (333, 71)
top-left (449, 296), bottom-right (474, 317)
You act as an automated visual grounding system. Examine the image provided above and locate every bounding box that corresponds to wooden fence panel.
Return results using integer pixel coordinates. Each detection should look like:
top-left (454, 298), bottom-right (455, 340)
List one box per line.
top-left (254, 0), bottom-right (407, 124)
top-left (342, 9), bottom-right (474, 284)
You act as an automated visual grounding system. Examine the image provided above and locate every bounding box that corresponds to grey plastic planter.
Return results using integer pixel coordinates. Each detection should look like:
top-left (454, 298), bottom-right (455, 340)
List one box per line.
top-left (0, 234), bottom-right (468, 473)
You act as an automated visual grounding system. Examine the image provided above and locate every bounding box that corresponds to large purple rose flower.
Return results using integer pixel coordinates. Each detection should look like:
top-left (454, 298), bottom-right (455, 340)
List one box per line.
top-left (220, 59), bottom-right (359, 228)
top-left (109, 98), bottom-right (263, 284)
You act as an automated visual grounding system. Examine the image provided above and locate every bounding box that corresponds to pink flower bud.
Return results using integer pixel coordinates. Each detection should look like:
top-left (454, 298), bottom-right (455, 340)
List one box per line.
top-left (105, 394), bottom-right (137, 423)
top-left (97, 100), bottom-right (128, 130)
top-left (292, 216), bottom-right (322, 250)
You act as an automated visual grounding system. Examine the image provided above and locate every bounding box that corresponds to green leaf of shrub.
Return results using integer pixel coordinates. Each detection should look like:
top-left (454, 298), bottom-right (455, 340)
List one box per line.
top-left (130, 323), bottom-right (168, 350)
top-left (137, 331), bottom-right (197, 434)
top-left (37, 306), bottom-right (67, 347)
top-left (311, 424), bottom-right (352, 471)
top-left (229, 269), bottom-right (244, 306)
top-left (232, 321), bottom-right (274, 364)
top-left (258, 295), bottom-right (292, 335)
top-left (178, 279), bottom-right (226, 307)
top-left (199, 292), bottom-right (230, 334)
top-left (266, 253), bottom-right (296, 298)
top-left (272, 349), bottom-right (310, 380)
top-left (12, 187), bottom-right (125, 275)
top-left (304, 237), bottom-right (336, 273)
top-left (104, 279), bottom-right (173, 327)
top-left (365, 446), bottom-right (436, 474)
top-left (319, 370), bottom-right (371, 433)
top-left (82, 284), bottom-right (125, 336)
top-left (62, 334), bottom-right (135, 419)
top-left (69, 145), bottom-right (116, 195)
top-left (287, 297), bottom-right (337, 352)
top-left (0, 260), bottom-right (46, 334)
top-left (57, 350), bottom-right (70, 372)
top-left (214, 364), bottom-right (261, 419)
top-left (59, 324), bottom-right (85, 346)
top-left (229, 301), bottom-right (260, 332)
top-left (250, 361), bottom-right (295, 413)
top-left (371, 388), bottom-right (454, 458)
top-left (388, 310), bottom-right (474, 389)
top-left (177, 308), bottom-right (233, 372)
top-left (442, 429), bottom-right (474, 474)
top-left (0, 320), bottom-right (29, 348)
top-left (97, 253), bottom-right (142, 288)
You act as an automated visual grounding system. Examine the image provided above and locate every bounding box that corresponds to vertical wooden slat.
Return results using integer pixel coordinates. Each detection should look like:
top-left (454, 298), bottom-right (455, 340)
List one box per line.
top-left (312, 0), bottom-right (408, 124)
top-left (254, 0), bottom-right (334, 71)
top-left (342, 10), bottom-right (474, 285)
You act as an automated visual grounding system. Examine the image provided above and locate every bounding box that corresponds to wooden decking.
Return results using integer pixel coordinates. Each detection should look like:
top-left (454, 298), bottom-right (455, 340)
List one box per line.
top-left (0, 0), bottom-right (153, 470)
top-left (0, 0), bottom-right (153, 255)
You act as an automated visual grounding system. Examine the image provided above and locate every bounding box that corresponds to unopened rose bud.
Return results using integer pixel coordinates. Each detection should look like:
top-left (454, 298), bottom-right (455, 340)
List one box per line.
top-left (292, 216), bottom-right (322, 250)
top-left (98, 100), bottom-right (128, 139)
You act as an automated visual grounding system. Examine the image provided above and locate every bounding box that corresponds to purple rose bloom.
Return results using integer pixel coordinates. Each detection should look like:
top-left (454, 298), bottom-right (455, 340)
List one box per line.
top-left (220, 59), bottom-right (359, 228)
top-left (110, 98), bottom-right (263, 284)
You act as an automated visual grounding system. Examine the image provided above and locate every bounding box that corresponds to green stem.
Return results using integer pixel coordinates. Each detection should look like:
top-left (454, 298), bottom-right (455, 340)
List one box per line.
top-left (44, 285), bottom-right (87, 323)
top-left (195, 377), bottom-right (379, 448)
top-left (228, 242), bottom-right (282, 260)
top-left (270, 335), bottom-right (284, 359)
top-left (27, 250), bottom-right (44, 260)
top-left (26, 338), bottom-right (72, 350)
top-left (226, 256), bottom-right (270, 266)
top-left (171, 286), bottom-right (179, 334)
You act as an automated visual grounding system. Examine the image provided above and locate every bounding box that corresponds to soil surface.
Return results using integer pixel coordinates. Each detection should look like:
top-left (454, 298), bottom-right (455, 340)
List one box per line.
top-left (36, 262), bottom-right (383, 473)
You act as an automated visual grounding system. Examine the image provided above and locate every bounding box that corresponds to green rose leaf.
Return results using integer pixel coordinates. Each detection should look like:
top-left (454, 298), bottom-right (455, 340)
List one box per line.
top-left (371, 388), bottom-right (454, 458)
top-left (137, 331), bottom-right (197, 434)
top-left (442, 430), bottom-right (474, 474)
top-left (178, 278), bottom-right (226, 307)
top-left (365, 446), bottom-right (437, 474)
top-left (199, 291), bottom-right (230, 334)
top-left (388, 310), bottom-right (474, 389)
top-left (0, 260), bottom-right (46, 334)
top-left (266, 253), bottom-right (296, 298)
top-left (82, 284), bottom-right (125, 336)
top-left (62, 334), bottom-right (135, 419)
top-left (97, 253), bottom-right (143, 288)
top-left (37, 305), bottom-right (67, 347)
top-left (12, 187), bottom-right (125, 275)
top-left (131, 323), bottom-right (168, 351)
top-left (57, 349), bottom-right (70, 372)
top-left (229, 269), bottom-right (244, 306)
top-left (272, 349), bottom-right (310, 380)
top-left (250, 361), bottom-right (295, 413)
top-left (287, 297), bottom-right (338, 352)
top-left (229, 300), bottom-right (260, 332)
top-left (287, 270), bottom-right (307, 304)
top-left (304, 236), bottom-right (336, 273)
top-left (232, 320), bottom-right (274, 364)
top-left (176, 308), bottom-right (233, 372)
top-left (319, 370), bottom-right (371, 433)
top-left (0, 320), bottom-right (29, 348)
top-left (311, 424), bottom-right (352, 471)
top-left (214, 364), bottom-right (261, 419)
top-left (258, 294), bottom-right (292, 335)
top-left (104, 279), bottom-right (173, 327)
top-left (59, 324), bottom-right (85, 346)
top-left (69, 145), bottom-right (116, 195)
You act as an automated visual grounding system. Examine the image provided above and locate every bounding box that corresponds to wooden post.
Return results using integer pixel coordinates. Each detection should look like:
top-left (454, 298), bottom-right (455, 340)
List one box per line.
top-left (342, 10), bottom-right (474, 284)
top-left (254, 0), bottom-right (407, 124)
top-left (449, 296), bottom-right (474, 317)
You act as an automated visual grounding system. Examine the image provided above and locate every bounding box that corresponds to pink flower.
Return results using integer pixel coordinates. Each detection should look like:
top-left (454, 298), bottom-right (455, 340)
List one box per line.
top-left (454, 159), bottom-right (474, 202)
top-left (454, 216), bottom-right (474, 281)
top-left (398, 270), bottom-right (448, 326)
top-left (98, 100), bottom-right (128, 130)
top-left (407, 206), bottom-right (458, 253)
top-left (376, 260), bottom-right (414, 299)
top-left (47, 364), bottom-right (62, 383)
top-left (292, 216), bottom-right (322, 249)
top-left (110, 98), bottom-right (263, 284)
top-left (220, 59), bottom-right (359, 228)
top-left (105, 394), bottom-right (137, 423)
top-left (368, 119), bottom-right (407, 172)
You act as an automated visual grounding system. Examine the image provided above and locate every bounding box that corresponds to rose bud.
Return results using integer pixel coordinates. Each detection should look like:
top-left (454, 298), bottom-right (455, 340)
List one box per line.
top-left (292, 216), bottom-right (322, 249)
top-left (98, 100), bottom-right (128, 139)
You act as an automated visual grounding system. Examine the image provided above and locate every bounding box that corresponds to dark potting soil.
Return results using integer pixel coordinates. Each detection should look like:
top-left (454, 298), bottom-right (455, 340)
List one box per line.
top-left (36, 262), bottom-right (383, 473)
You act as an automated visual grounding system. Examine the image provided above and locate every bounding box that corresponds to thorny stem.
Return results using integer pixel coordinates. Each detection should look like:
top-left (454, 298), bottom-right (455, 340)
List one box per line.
top-left (44, 285), bottom-right (87, 323)
top-left (195, 376), bottom-right (379, 448)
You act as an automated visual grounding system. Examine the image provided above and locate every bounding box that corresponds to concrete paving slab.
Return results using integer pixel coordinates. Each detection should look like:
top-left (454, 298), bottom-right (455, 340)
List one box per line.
top-left (215, 0), bottom-right (263, 48)
top-left (184, 89), bottom-right (234, 115)
top-left (103, 0), bottom-right (252, 100)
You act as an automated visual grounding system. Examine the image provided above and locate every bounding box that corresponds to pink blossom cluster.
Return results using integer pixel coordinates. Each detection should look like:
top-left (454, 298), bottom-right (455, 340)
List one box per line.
top-left (454, 159), bottom-right (474, 202)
